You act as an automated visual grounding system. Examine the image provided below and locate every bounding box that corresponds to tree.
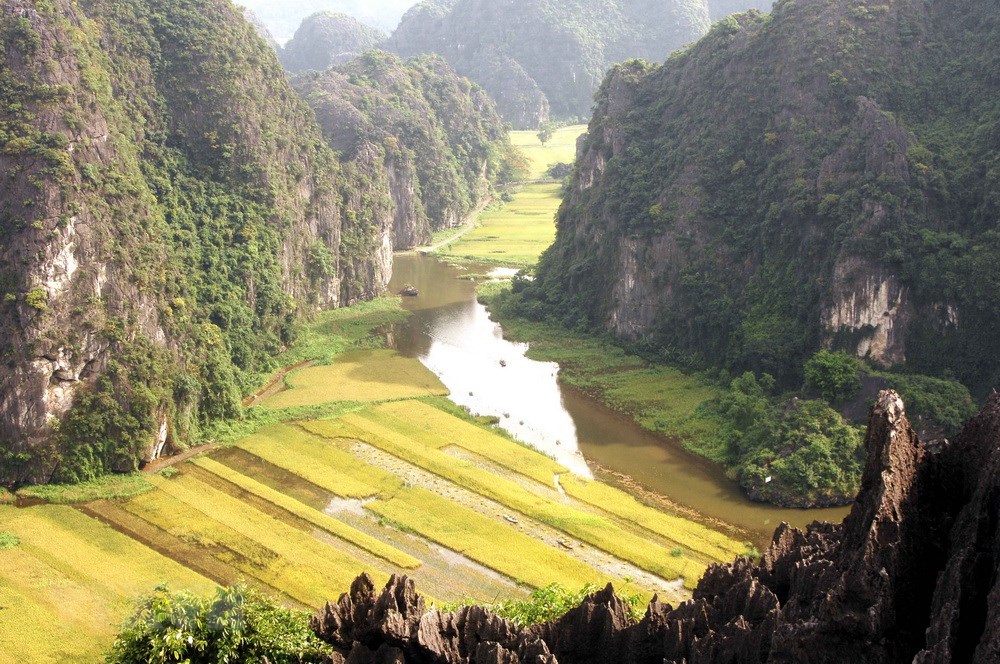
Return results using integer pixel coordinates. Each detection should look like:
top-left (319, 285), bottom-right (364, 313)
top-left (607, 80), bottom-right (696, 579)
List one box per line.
top-left (536, 121), bottom-right (555, 146)
top-left (804, 350), bottom-right (862, 402)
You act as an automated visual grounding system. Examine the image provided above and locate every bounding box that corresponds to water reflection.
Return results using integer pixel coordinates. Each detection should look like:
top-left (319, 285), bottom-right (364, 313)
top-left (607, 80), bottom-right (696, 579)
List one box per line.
top-left (389, 254), bottom-right (850, 546)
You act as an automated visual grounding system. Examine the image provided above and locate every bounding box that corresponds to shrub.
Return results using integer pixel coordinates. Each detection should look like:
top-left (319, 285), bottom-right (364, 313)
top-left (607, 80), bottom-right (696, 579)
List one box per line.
top-left (107, 584), bottom-right (332, 664)
top-left (446, 583), bottom-right (643, 628)
top-left (804, 350), bottom-right (861, 402)
top-left (24, 288), bottom-right (48, 311)
top-left (0, 531), bottom-right (20, 550)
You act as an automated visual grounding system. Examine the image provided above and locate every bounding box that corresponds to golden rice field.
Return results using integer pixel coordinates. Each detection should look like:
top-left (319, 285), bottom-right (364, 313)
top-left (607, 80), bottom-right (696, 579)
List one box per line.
top-left (0, 295), bottom-right (750, 660)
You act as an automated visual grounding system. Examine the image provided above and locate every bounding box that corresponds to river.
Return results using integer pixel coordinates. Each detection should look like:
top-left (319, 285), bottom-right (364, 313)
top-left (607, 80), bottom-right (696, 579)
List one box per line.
top-left (388, 254), bottom-right (850, 547)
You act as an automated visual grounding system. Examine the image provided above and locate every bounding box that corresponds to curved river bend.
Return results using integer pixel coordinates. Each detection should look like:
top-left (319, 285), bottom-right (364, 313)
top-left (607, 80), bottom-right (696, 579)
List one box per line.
top-left (389, 254), bottom-right (848, 547)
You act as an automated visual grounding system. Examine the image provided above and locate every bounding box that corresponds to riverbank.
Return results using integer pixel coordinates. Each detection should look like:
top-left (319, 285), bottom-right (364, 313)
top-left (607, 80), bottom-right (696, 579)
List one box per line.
top-left (0, 292), bottom-right (750, 660)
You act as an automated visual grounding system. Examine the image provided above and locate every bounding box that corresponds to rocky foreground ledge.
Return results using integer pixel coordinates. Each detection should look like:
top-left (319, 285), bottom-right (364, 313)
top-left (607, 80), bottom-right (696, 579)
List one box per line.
top-left (310, 391), bottom-right (1000, 663)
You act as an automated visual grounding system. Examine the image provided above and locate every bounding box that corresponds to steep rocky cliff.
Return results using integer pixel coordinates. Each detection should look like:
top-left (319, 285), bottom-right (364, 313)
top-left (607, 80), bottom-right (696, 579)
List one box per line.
top-left (386, 0), bottom-right (715, 127)
top-left (312, 391), bottom-right (1000, 662)
top-left (0, 0), bottom-right (393, 484)
top-left (521, 0), bottom-right (1000, 392)
top-left (294, 51), bottom-right (519, 249)
top-left (280, 12), bottom-right (386, 73)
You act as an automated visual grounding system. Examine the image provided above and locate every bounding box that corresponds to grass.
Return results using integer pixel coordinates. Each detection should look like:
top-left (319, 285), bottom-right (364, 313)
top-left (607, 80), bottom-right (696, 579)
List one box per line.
top-left (0, 531), bottom-right (19, 550)
top-left (366, 487), bottom-right (601, 591)
top-left (309, 413), bottom-right (716, 587)
top-left (0, 505), bottom-right (215, 662)
top-left (261, 349), bottom-right (448, 408)
top-left (436, 183), bottom-right (563, 266)
top-left (275, 297), bottom-right (410, 367)
top-left (192, 456), bottom-right (420, 570)
top-left (366, 400), bottom-right (568, 486)
top-left (0, 487), bottom-right (13, 505)
top-left (511, 125), bottom-right (587, 180)
top-left (235, 424), bottom-right (402, 498)
top-left (15, 473), bottom-right (154, 504)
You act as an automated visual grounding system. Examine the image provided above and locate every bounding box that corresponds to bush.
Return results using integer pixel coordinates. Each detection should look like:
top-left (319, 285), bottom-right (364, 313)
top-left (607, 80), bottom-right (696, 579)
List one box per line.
top-left (708, 372), bottom-right (864, 507)
top-left (0, 531), bottom-right (19, 550)
top-left (804, 350), bottom-right (861, 402)
top-left (446, 583), bottom-right (643, 628)
top-left (107, 584), bottom-right (332, 664)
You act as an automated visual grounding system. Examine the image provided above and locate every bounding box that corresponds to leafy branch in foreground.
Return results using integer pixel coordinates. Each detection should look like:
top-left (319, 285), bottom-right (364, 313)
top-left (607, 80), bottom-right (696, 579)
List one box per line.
top-left (106, 584), bottom-right (331, 664)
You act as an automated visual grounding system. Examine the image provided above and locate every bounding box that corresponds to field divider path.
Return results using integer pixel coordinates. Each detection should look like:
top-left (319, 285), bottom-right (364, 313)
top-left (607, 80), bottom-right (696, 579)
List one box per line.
top-left (145, 473), bottom-right (391, 608)
top-left (304, 415), bottom-right (708, 588)
top-left (356, 402), bottom-right (747, 561)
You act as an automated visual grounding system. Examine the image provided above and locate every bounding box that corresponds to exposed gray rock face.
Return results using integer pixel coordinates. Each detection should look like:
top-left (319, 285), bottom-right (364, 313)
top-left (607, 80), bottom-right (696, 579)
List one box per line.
top-left (314, 392), bottom-right (1000, 663)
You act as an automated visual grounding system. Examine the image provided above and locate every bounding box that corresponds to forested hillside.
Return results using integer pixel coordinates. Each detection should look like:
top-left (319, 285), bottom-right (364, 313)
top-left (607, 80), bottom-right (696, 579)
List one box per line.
top-left (0, 0), bottom-right (515, 486)
top-left (502, 0), bottom-right (998, 504)
top-left (295, 51), bottom-right (520, 248)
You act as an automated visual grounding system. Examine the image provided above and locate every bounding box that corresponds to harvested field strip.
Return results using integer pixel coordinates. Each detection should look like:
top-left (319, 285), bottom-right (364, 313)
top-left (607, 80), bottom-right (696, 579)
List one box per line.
top-left (370, 400), bottom-right (568, 486)
top-left (236, 423), bottom-right (402, 498)
top-left (82, 500), bottom-right (243, 588)
top-left (308, 416), bottom-right (706, 587)
top-left (558, 476), bottom-right (749, 561)
top-left (366, 487), bottom-right (600, 590)
top-left (193, 457), bottom-right (420, 569)
top-left (262, 349), bottom-right (448, 408)
top-left (147, 473), bottom-right (384, 606)
top-left (132, 475), bottom-right (385, 608)
top-left (0, 505), bottom-right (215, 663)
top-left (1, 506), bottom-right (213, 599)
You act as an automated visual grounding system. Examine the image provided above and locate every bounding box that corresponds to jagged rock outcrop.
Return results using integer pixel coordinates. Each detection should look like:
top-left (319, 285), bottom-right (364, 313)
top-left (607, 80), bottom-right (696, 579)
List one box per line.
top-left (313, 391), bottom-right (1000, 662)
top-left (522, 0), bottom-right (1000, 392)
top-left (280, 12), bottom-right (386, 73)
top-left (294, 51), bottom-right (519, 249)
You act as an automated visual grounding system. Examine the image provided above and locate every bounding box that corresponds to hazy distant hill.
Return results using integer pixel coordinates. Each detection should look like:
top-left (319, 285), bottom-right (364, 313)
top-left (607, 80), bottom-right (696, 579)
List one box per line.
top-left (386, 0), bottom-right (774, 127)
top-left (280, 12), bottom-right (386, 72)
top-left (238, 0), bottom-right (419, 41)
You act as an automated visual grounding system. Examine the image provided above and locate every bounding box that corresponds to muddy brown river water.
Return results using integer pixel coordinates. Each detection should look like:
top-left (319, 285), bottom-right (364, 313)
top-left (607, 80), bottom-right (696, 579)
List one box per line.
top-left (388, 254), bottom-right (849, 548)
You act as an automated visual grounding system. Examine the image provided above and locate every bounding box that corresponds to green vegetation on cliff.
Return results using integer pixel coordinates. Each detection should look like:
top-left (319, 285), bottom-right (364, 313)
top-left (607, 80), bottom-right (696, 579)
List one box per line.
top-left (295, 50), bottom-right (521, 249)
top-left (515, 0), bottom-right (996, 421)
top-left (0, 1), bottom-right (516, 486)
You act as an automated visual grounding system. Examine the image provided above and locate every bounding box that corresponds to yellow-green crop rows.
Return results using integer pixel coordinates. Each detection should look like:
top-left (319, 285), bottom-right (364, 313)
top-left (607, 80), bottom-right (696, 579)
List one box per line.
top-left (0, 287), bottom-right (750, 659)
top-left (0, 506), bottom-right (214, 663)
